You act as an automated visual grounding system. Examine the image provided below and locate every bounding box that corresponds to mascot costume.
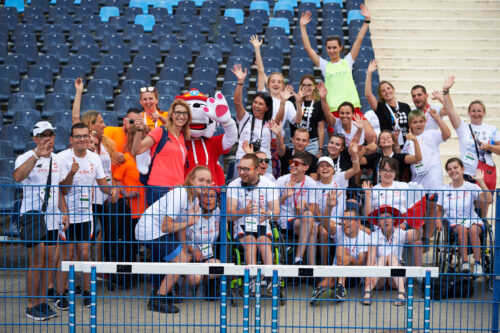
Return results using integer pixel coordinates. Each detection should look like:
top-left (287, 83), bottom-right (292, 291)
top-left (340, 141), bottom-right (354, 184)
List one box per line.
top-left (176, 89), bottom-right (237, 185)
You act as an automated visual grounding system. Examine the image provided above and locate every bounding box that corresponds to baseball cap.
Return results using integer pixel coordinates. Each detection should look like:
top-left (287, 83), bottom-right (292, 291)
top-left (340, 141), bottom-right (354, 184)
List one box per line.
top-left (317, 156), bottom-right (334, 168)
top-left (33, 121), bottom-right (55, 136)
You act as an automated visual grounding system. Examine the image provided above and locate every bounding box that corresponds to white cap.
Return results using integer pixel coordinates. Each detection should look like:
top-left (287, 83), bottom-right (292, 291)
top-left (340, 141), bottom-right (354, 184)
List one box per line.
top-left (317, 156), bottom-right (334, 168)
top-left (33, 121), bottom-right (55, 136)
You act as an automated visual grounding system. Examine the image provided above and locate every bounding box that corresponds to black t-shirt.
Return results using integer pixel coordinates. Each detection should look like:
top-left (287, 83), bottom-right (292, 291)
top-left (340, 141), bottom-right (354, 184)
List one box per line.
top-left (363, 152), bottom-right (408, 185)
top-left (330, 150), bottom-right (356, 188)
top-left (375, 101), bottom-right (411, 141)
top-left (289, 97), bottom-right (325, 140)
top-left (279, 147), bottom-right (318, 177)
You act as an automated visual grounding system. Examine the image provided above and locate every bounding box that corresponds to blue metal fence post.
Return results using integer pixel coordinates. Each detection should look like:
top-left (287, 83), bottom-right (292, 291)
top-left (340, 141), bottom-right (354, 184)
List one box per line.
top-left (243, 269), bottom-right (250, 333)
top-left (69, 264), bottom-right (75, 333)
top-left (272, 270), bottom-right (278, 333)
top-left (220, 275), bottom-right (227, 333)
top-left (90, 266), bottom-right (96, 333)
top-left (407, 277), bottom-right (414, 333)
top-left (255, 269), bottom-right (262, 333)
top-left (220, 187), bottom-right (227, 263)
top-left (423, 271), bottom-right (431, 333)
top-left (492, 190), bottom-right (500, 333)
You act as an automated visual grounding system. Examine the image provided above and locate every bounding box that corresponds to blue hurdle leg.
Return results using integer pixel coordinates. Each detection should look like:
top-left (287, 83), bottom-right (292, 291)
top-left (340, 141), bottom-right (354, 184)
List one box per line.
top-left (220, 275), bottom-right (227, 333)
top-left (243, 269), bottom-right (250, 333)
top-left (90, 266), bottom-right (96, 333)
top-left (69, 265), bottom-right (75, 333)
top-left (423, 271), bottom-right (431, 333)
top-left (272, 270), bottom-right (278, 333)
top-left (255, 269), bottom-right (261, 333)
top-left (407, 277), bottom-right (414, 333)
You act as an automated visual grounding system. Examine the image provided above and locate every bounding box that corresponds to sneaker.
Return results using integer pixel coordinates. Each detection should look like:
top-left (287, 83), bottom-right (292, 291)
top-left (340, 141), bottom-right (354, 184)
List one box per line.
top-left (40, 302), bottom-right (58, 319)
top-left (55, 297), bottom-right (69, 311)
top-left (26, 304), bottom-right (50, 321)
top-left (462, 262), bottom-right (471, 273)
top-left (46, 288), bottom-right (57, 302)
top-left (75, 286), bottom-right (83, 295)
top-left (334, 284), bottom-right (346, 301)
top-left (97, 273), bottom-right (109, 281)
top-left (83, 291), bottom-right (91, 308)
top-left (147, 292), bottom-right (179, 314)
top-left (474, 263), bottom-right (483, 275)
top-left (310, 286), bottom-right (331, 306)
top-left (167, 289), bottom-right (182, 304)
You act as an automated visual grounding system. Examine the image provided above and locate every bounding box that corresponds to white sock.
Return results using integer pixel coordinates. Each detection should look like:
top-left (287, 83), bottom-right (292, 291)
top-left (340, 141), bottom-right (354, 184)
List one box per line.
top-left (294, 257), bottom-right (302, 263)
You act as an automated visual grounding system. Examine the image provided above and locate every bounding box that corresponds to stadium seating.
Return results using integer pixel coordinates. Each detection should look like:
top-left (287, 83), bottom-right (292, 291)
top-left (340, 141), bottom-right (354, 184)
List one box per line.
top-left (42, 93), bottom-right (72, 118)
top-left (0, 124), bottom-right (30, 153)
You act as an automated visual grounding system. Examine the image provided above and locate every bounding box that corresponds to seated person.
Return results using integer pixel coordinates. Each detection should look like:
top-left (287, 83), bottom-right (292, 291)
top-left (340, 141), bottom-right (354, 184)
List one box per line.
top-left (362, 207), bottom-right (419, 306)
top-left (275, 151), bottom-right (318, 265)
top-left (227, 154), bottom-right (280, 291)
top-left (437, 158), bottom-right (492, 274)
top-left (311, 207), bottom-right (371, 305)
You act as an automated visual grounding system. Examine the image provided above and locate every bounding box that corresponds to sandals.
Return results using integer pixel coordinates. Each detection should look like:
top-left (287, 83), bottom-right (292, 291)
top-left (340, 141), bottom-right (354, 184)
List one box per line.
top-left (361, 291), bottom-right (372, 306)
top-left (393, 291), bottom-right (406, 307)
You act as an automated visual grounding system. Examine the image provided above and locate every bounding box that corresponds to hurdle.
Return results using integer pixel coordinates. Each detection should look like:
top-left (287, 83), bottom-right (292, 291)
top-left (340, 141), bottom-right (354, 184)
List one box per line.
top-left (62, 261), bottom-right (438, 333)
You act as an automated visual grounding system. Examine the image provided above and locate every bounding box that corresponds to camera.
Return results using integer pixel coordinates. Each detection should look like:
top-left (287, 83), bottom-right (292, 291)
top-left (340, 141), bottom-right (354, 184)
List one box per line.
top-left (251, 139), bottom-right (261, 151)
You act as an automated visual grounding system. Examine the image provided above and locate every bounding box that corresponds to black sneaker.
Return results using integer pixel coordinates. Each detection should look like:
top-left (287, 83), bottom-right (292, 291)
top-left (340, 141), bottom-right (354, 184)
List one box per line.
top-left (83, 291), bottom-right (91, 308)
top-left (26, 304), bottom-right (50, 321)
top-left (167, 289), bottom-right (182, 304)
top-left (46, 288), bottom-right (57, 302)
top-left (147, 292), bottom-right (179, 314)
top-left (55, 297), bottom-right (69, 311)
top-left (40, 302), bottom-right (58, 319)
top-left (334, 284), bottom-right (346, 301)
top-left (75, 286), bottom-right (83, 295)
top-left (310, 286), bottom-right (331, 306)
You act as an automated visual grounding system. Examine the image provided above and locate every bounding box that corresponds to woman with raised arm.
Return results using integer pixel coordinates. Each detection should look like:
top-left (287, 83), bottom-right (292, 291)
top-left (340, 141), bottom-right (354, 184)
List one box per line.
top-left (365, 60), bottom-right (412, 146)
top-left (441, 76), bottom-right (500, 190)
top-left (138, 86), bottom-right (169, 131)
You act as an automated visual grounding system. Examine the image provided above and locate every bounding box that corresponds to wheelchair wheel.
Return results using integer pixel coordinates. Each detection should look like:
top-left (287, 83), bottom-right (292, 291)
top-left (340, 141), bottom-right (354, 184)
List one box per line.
top-left (433, 229), bottom-right (448, 273)
top-left (279, 283), bottom-right (287, 306)
top-left (484, 223), bottom-right (494, 292)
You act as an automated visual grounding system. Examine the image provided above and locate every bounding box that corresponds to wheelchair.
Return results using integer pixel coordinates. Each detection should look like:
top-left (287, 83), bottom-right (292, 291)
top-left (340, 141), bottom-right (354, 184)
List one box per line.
top-left (226, 220), bottom-right (288, 306)
top-left (433, 218), bottom-right (494, 291)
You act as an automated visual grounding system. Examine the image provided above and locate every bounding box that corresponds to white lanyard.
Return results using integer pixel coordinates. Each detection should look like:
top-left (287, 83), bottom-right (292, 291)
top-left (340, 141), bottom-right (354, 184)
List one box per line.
top-left (143, 112), bottom-right (159, 129)
top-left (301, 101), bottom-right (313, 131)
top-left (172, 132), bottom-right (186, 162)
top-left (385, 102), bottom-right (400, 130)
top-left (191, 138), bottom-right (209, 166)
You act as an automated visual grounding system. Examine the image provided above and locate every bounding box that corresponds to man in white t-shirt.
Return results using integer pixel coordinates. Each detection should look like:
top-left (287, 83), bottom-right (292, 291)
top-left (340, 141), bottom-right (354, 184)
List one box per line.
top-left (58, 123), bottom-right (118, 308)
top-left (13, 121), bottom-right (70, 320)
top-left (275, 151), bottom-right (318, 266)
top-left (410, 84), bottom-right (447, 131)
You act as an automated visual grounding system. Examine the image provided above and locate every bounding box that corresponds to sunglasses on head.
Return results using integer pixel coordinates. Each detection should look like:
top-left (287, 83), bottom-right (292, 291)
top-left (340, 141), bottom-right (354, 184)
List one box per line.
top-left (140, 86), bottom-right (155, 93)
top-left (289, 160), bottom-right (304, 167)
top-left (258, 158), bottom-right (270, 164)
top-left (332, 133), bottom-right (345, 139)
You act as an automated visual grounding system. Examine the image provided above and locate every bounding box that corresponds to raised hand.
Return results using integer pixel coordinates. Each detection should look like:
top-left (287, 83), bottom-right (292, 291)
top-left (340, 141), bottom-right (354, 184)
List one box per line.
top-left (187, 204), bottom-right (201, 226)
top-left (231, 64), bottom-right (247, 83)
top-left (443, 76), bottom-right (455, 91)
top-left (359, 4), bottom-right (371, 20)
top-left (353, 113), bottom-right (364, 129)
top-left (348, 140), bottom-right (359, 156)
top-left (300, 11), bottom-right (312, 27)
top-left (317, 81), bottom-right (327, 99)
top-left (361, 180), bottom-right (373, 190)
top-left (327, 190), bottom-right (341, 207)
top-left (428, 107), bottom-right (439, 120)
top-left (367, 59), bottom-right (378, 73)
top-left (472, 169), bottom-right (485, 182)
top-left (268, 119), bottom-right (283, 136)
top-left (70, 157), bottom-right (80, 175)
top-left (405, 131), bottom-right (417, 142)
top-left (249, 35), bottom-right (263, 49)
top-left (75, 78), bottom-right (83, 93)
top-left (242, 140), bottom-right (254, 153)
top-left (36, 137), bottom-right (54, 157)
top-left (280, 85), bottom-right (293, 101)
top-left (391, 129), bottom-right (400, 144)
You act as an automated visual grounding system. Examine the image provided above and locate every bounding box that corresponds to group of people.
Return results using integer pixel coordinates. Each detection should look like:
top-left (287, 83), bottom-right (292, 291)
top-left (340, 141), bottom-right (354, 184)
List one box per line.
top-left (13, 4), bottom-right (499, 319)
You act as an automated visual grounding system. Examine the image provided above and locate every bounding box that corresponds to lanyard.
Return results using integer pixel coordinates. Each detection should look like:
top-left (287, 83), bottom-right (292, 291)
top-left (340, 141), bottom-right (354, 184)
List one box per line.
top-left (293, 177), bottom-right (306, 207)
top-left (332, 155), bottom-right (341, 173)
top-left (143, 112), bottom-right (159, 129)
top-left (301, 101), bottom-right (314, 131)
top-left (250, 115), bottom-right (265, 146)
top-left (385, 103), bottom-right (400, 129)
top-left (377, 152), bottom-right (394, 184)
top-left (191, 138), bottom-right (208, 166)
top-left (171, 132), bottom-right (186, 162)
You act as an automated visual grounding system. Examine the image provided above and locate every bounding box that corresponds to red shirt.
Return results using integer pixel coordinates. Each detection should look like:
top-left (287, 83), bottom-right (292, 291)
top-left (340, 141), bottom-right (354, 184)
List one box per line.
top-left (185, 135), bottom-right (228, 186)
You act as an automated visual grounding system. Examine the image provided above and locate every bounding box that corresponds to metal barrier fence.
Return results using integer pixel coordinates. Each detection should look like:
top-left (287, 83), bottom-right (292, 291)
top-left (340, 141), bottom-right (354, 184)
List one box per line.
top-left (0, 184), bottom-right (498, 332)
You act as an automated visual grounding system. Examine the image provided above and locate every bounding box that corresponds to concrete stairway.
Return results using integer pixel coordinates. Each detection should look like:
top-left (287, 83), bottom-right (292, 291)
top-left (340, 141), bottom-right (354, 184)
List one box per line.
top-left (366, 0), bottom-right (500, 183)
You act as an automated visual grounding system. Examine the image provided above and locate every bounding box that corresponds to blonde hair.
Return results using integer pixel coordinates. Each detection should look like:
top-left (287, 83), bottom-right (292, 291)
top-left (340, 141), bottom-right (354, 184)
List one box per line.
top-left (167, 99), bottom-right (191, 140)
top-left (408, 109), bottom-right (425, 124)
top-left (81, 110), bottom-right (121, 164)
top-left (377, 81), bottom-right (395, 104)
top-left (126, 124), bottom-right (150, 152)
top-left (184, 166), bottom-right (211, 202)
top-left (267, 72), bottom-right (285, 89)
top-left (468, 100), bottom-right (486, 113)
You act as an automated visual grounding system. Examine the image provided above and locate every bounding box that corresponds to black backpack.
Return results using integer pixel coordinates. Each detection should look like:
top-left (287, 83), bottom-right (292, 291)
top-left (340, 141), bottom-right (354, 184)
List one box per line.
top-left (423, 275), bottom-right (475, 300)
top-left (139, 126), bottom-right (169, 186)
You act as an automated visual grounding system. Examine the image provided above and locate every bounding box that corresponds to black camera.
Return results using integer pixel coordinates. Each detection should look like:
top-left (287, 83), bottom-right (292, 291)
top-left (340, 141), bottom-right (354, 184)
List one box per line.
top-left (251, 139), bottom-right (261, 151)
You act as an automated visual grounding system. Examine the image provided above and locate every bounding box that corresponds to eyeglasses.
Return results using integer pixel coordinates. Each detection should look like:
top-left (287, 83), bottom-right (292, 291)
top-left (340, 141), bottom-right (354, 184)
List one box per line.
top-left (380, 169), bottom-right (396, 174)
top-left (37, 132), bottom-right (55, 139)
top-left (301, 84), bottom-right (314, 87)
top-left (140, 86), bottom-right (155, 93)
top-left (172, 111), bottom-right (189, 117)
top-left (258, 158), bottom-right (270, 164)
top-left (289, 160), bottom-right (304, 167)
top-left (236, 166), bottom-right (255, 173)
top-left (72, 134), bottom-right (90, 140)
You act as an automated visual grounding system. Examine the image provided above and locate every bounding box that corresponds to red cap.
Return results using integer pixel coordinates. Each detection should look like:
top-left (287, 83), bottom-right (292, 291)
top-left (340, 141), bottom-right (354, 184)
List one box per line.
top-left (175, 88), bottom-right (208, 102)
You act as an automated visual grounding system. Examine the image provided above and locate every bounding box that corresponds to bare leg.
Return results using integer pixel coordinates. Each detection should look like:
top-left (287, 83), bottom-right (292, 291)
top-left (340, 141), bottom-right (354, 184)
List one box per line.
top-left (469, 225), bottom-right (482, 263)
top-left (294, 217), bottom-right (311, 261)
top-left (95, 231), bottom-right (103, 262)
top-left (240, 235), bottom-right (258, 265)
top-left (456, 225), bottom-right (470, 263)
top-left (26, 243), bottom-right (45, 308)
top-left (45, 245), bottom-right (57, 290)
top-left (307, 219), bottom-right (317, 265)
top-left (385, 255), bottom-right (405, 294)
top-left (317, 226), bottom-right (330, 265)
top-left (57, 244), bottom-right (67, 296)
top-left (257, 235), bottom-right (273, 265)
top-left (77, 243), bottom-right (91, 292)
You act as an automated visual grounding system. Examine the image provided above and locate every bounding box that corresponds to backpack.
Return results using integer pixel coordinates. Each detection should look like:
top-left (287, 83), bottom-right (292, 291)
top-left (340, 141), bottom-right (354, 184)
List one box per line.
top-left (139, 126), bottom-right (169, 186)
top-left (423, 275), bottom-right (474, 300)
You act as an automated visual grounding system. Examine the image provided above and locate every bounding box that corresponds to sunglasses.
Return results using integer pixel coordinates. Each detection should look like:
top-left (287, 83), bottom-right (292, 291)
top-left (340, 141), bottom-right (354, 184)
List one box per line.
top-left (289, 160), bottom-right (304, 167)
top-left (140, 86), bottom-right (155, 93)
top-left (258, 158), bottom-right (270, 164)
top-left (332, 133), bottom-right (345, 139)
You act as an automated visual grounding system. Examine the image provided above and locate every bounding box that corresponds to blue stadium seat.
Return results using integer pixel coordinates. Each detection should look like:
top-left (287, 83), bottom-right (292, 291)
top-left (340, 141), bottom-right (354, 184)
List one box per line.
top-left (230, 44), bottom-right (253, 61)
top-left (186, 34), bottom-right (207, 53)
top-left (78, 44), bottom-right (100, 64)
top-left (5, 0), bottom-right (25, 13)
top-left (263, 57), bottom-right (283, 69)
top-left (121, 79), bottom-right (145, 95)
top-left (0, 43), bottom-right (6, 64)
top-left (189, 0), bottom-right (206, 6)
top-left (94, 65), bottom-right (120, 85)
top-left (199, 44), bottom-right (222, 63)
top-left (102, 33), bottom-right (125, 51)
top-left (161, 15), bottom-right (182, 33)
top-left (290, 56), bottom-right (314, 70)
top-left (268, 35), bottom-right (290, 54)
top-left (0, 65), bottom-right (20, 86)
top-left (138, 44), bottom-right (161, 63)
top-left (177, 1), bottom-right (197, 13)
top-left (322, 25), bottom-right (343, 40)
top-left (51, 111), bottom-right (73, 131)
top-left (61, 65), bottom-right (85, 81)
top-left (42, 33), bottom-right (67, 53)
top-left (0, 124), bottom-right (30, 153)
top-left (14, 43), bottom-right (38, 63)
top-left (226, 0), bottom-right (246, 10)
top-left (99, 6), bottom-right (120, 22)
top-left (151, 23), bottom-right (174, 41)
top-left (41, 23), bottom-right (64, 37)
top-left (19, 78), bottom-right (45, 101)
top-left (157, 94), bottom-right (175, 111)
top-left (149, 7), bottom-right (170, 24)
top-left (58, 15), bottom-right (76, 33)
top-left (132, 55), bottom-right (157, 75)
top-left (135, 14), bottom-right (155, 31)
top-left (274, 10), bottom-right (294, 26)
top-left (201, 0), bottom-right (219, 9)
top-left (95, 23), bottom-right (118, 42)
top-left (30, 0), bottom-right (51, 13)
top-left (68, 54), bottom-right (92, 75)
top-left (0, 159), bottom-right (16, 179)
top-left (48, 7), bottom-right (70, 23)
top-left (42, 93), bottom-right (72, 118)
top-left (0, 11), bottom-right (19, 32)
top-left (158, 34), bottom-right (179, 52)
top-left (268, 17), bottom-right (290, 34)
top-left (81, 94), bottom-right (107, 113)
top-left (114, 94), bottom-right (141, 118)
top-left (130, 33), bottom-right (153, 52)
top-left (265, 26), bottom-right (286, 40)
top-left (82, 14), bottom-right (101, 30)
top-left (347, 9), bottom-right (365, 25)
top-left (0, 78), bottom-right (10, 101)
top-left (156, 80), bottom-right (181, 97)
top-left (53, 78), bottom-right (76, 97)
top-left (14, 23), bottom-right (34, 36)
top-left (226, 56), bottom-right (252, 70)
top-left (152, 1), bottom-right (174, 15)
top-left (129, 0), bottom-right (149, 14)
top-left (190, 80), bottom-right (215, 96)
top-left (273, 1), bottom-right (294, 14)
top-left (324, 3), bottom-right (342, 17)
top-left (261, 45), bottom-right (283, 61)
top-left (221, 81), bottom-right (247, 98)
top-left (248, 9), bottom-right (269, 25)
top-left (68, 24), bottom-right (92, 39)
top-left (301, 0), bottom-right (320, 8)
top-left (181, 23), bottom-right (203, 39)
top-left (236, 24), bottom-right (260, 43)
top-left (54, 126), bottom-right (70, 152)
top-left (200, 7), bottom-right (218, 24)
top-left (5, 54), bottom-right (28, 75)
top-left (126, 67), bottom-right (151, 85)
top-left (192, 68), bottom-right (217, 83)
top-left (104, 0), bottom-right (125, 13)
top-left (194, 56), bottom-right (218, 70)
top-left (323, 17), bottom-right (343, 30)
top-left (100, 111), bottom-right (119, 126)
top-left (224, 8), bottom-right (244, 25)
top-left (74, 6), bottom-right (98, 20)
top-left (0, 140), bottom-right (14, 158)
top-left (12, 110), bottom-right (42, 130)
top-left (159, 67), bottom-right (185, 86)
top-left (87, 79), bottom-right (114, 102)
top-left (55, 0), bottom-right (76, 13)
top-left (163, 55), bottom-right (188, 74)
top-left (170, 44), bottom-right (193, 61)
top-left (7, 93), bottom-right (36, 116)
top-left (175, 6), bottom-right (196, 24)
top-left (14, 31), bottom-right (37, 47)
top-left (250, 1), bottom-right (270, 14)
top-left (108, 16), bottom-right (128, 30)
top-left (346, 0), bottom-right (364, 11)
top-left (124, 7), bottom-right (144, 22)
top-left (47, 44), bottom-right (70, 64)
top-left (214, 34), bottom-right (234, 54)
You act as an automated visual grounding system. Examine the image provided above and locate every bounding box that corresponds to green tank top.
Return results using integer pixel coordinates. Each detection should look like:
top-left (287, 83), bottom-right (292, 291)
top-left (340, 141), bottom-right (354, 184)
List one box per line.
top-left (324, 58), bottom-right (361, 111)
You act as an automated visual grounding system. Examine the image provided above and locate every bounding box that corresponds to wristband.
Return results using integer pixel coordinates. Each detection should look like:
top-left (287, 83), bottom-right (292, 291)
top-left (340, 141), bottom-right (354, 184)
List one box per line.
top-left (33, 152), bottom-right (41, 160)
top-left (237, 83), bottom-right (244, 86)
top-left (442, 90), bottom-right (449, 95)
top-left (364, 20), bottom-right (371, 24)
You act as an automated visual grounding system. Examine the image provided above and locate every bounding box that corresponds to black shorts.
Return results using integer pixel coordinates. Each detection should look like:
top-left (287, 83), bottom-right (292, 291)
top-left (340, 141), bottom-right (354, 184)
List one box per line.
top-left (65, 221), bottom-right (93, 242)
top-left (45, 229), bottom-right (60, 246)
top-left (236, 225), bottom-right (273, 242)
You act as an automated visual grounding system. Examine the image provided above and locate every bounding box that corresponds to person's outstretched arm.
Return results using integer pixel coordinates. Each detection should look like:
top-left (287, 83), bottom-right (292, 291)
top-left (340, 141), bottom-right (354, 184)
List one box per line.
top-left (350, 4), bottom-right (371, 61)
top-left (230, 64), bottom-right (248, 122)
top-left (250, 35), bottom-right (267, 92)
top-left (442, 76), bottom-right (461, 130)
top-left (365, 60), bottom-right (378, 111)
top-left (72, 78), bottom-right (84, 125)
top-left (299, 11), bottom-right (320, 66)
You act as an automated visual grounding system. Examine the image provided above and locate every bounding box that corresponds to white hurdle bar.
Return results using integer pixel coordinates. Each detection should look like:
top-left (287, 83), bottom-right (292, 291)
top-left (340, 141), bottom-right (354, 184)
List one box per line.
top-left (62, 262), bottom-right (438, 333)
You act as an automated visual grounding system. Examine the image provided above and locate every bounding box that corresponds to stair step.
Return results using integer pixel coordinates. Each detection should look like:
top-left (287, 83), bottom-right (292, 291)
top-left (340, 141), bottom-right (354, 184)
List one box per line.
top-left (374, 46), bottom-right (500, 58)
top-left (380, 67), bottom-right (500, 80)
top-left (371, 17), bottom-right (500, 29)
top-left (371, 37), bottom-right (500, 48)
top-left (368, 0), bottom-right (500, 10)
top-left (375, 55), bottom-right (500, 68)
top-left (369, 8), bottom-right (500, 18)
top-left (369, 27), bottom-right (500, 38)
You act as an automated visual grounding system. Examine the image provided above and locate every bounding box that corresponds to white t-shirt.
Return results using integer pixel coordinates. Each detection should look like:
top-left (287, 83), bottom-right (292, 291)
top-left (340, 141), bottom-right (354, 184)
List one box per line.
top-left (370, 181), bottom-right (410, 214)
top-left (263, 173), bottom-right (276, 182)
top-left (364, 110), bottom-right (380, 136)
top-left (271, 96), bottom-right (296, 125)
top-left (236, 112), bottom-right (272, 159)
top-left (15, 151), bottom-right (63, 229)
top-left (275, 174), bottom-right (316, 228)
top-left (315, 172), bottom-right (348, 223)
top-left (58, 149), bottom-right (106, 224)
top-left (227, 176), bottom-right (279, 228)
top-left (94, 144), bottom-right (112, 205)
top-left (333, 120), bottom-right (365, 146)
top-left (186, 207), bottom-right (220, 260)
top-left (401, 129), bottom-right (445, 190)
top-left (456, 120), bottom-right (500, 175)
top-left (335, 225), bottom-right (370, 260)
top-left (371, 227), bottom-right (407, 262)
top-left (135, 187), bottom-right (200, 241)
top-left (437, 182), bottom-right (481, 223)
top-left (411, 104), bottom-right (444, 131)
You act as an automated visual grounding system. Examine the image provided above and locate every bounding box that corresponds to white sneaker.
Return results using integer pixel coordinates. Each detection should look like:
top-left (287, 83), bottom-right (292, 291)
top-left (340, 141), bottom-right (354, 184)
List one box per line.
top-left (461, 262), bottom-right (470, 273)
top-left (474, 263), bottom-right (483, 275)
